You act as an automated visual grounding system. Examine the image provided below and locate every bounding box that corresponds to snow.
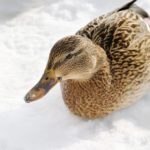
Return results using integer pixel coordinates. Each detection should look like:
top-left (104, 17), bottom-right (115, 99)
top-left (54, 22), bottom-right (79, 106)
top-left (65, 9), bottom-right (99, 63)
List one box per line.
top-left (0, 0), bottom-right (150, 149)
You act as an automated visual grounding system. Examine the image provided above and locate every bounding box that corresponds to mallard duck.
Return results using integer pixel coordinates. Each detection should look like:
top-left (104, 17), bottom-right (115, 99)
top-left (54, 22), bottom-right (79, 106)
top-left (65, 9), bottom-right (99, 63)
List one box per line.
top-left (25, 0), bottom-right (150, 119)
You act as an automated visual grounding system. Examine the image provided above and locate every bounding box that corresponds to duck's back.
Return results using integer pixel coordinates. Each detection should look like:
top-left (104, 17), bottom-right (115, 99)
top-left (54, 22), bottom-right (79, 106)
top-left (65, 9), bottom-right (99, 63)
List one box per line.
top-left (76, 5), bottom-right (150, 85)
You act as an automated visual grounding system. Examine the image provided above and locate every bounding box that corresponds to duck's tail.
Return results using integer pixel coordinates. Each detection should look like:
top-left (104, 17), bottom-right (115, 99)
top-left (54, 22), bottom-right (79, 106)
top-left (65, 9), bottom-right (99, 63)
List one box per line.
top-left (118, 0), bottom-right (149, 19)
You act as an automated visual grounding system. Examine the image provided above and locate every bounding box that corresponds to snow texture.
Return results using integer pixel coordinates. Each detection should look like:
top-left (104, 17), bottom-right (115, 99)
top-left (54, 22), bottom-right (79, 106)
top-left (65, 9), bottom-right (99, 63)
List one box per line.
top-left (0, 0), bottom-right (150, 149)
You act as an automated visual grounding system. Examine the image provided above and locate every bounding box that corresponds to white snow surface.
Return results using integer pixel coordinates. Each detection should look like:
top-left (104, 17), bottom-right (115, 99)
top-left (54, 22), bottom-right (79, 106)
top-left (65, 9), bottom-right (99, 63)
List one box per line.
top-left (0, 0), bottom-right (150, 149)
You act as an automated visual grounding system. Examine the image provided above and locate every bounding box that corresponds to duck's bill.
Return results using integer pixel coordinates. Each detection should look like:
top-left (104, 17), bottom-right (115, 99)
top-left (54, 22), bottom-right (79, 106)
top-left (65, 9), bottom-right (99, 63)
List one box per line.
top-left (24, 77), bottom-right (58, 103)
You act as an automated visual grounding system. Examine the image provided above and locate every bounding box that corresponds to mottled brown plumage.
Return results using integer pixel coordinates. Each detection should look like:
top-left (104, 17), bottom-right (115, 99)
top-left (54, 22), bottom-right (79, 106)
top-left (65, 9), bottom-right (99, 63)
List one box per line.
top-left (25, 0), bottom-right (150, 119)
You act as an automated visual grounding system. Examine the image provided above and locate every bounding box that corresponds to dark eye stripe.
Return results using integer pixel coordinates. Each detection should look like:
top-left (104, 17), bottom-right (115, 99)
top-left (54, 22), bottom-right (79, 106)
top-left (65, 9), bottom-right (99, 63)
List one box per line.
top-left (73, 49), bottom-right (84, 56)
top-left (53, 49), bottom-right (84, 69)
top-left (66, 54), bottom-right (73, 59)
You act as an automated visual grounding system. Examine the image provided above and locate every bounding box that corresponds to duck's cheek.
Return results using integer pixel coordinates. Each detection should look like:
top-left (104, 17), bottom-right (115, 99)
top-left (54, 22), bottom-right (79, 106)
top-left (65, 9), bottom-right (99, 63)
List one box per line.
top-left (60, 71), bottom-right (85, 80)
top-left (55, 67), bottom-right (69, 78)
top-left (61, 74), bottom-right (76, 80)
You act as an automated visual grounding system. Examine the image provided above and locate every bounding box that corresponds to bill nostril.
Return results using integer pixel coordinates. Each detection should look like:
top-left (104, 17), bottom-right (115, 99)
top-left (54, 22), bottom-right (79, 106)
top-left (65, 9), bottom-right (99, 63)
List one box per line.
top-left (45, 77), bottom-right (49, 80)
top-left (57, 77), bottom-right (62, 81)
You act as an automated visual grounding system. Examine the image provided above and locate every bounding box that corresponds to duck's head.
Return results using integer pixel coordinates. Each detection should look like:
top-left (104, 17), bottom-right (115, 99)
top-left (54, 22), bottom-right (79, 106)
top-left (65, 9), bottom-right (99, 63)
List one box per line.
top-left (25, 35), bottom-right (106, 103)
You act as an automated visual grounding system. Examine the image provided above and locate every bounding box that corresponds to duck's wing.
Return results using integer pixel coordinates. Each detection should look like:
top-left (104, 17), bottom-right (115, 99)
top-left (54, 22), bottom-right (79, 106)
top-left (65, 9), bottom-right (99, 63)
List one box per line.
top-left (110, 32), bottom-right (150, 84)
top-left (91, 10), bottom-right (149, 58)
top-left (76, 0), bottom-right (149, 38)
top-left (90, 9), bottom-right (150, 85)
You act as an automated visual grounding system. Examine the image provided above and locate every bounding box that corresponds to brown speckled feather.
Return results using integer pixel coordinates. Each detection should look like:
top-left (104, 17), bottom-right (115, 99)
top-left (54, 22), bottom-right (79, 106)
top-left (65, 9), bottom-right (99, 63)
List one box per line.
top-left (61, 2), bottom-right (150, 118)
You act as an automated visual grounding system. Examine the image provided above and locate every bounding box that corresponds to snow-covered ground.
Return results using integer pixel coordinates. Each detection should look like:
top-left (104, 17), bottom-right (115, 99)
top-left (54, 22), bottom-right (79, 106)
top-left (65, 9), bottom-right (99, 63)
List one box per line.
top-left (0, 0), bottom-right (150, 149)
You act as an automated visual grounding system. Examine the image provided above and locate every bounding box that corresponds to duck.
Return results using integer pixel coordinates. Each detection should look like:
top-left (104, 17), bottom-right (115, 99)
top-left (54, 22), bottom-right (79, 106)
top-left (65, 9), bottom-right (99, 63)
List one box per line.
top-left (25, 0), bottom-right (150, 119)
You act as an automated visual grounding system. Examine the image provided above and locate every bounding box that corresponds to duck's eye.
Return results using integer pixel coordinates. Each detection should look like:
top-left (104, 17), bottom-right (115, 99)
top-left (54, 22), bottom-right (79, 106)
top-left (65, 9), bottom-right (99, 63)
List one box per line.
top-left (66, 54), bottom-right (73, 60)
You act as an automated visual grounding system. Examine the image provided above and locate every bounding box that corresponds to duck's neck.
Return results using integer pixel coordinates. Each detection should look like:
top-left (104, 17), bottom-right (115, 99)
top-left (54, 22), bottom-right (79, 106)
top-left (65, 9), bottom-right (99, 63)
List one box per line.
top-left (89, 45), bottom-right (112, 88)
